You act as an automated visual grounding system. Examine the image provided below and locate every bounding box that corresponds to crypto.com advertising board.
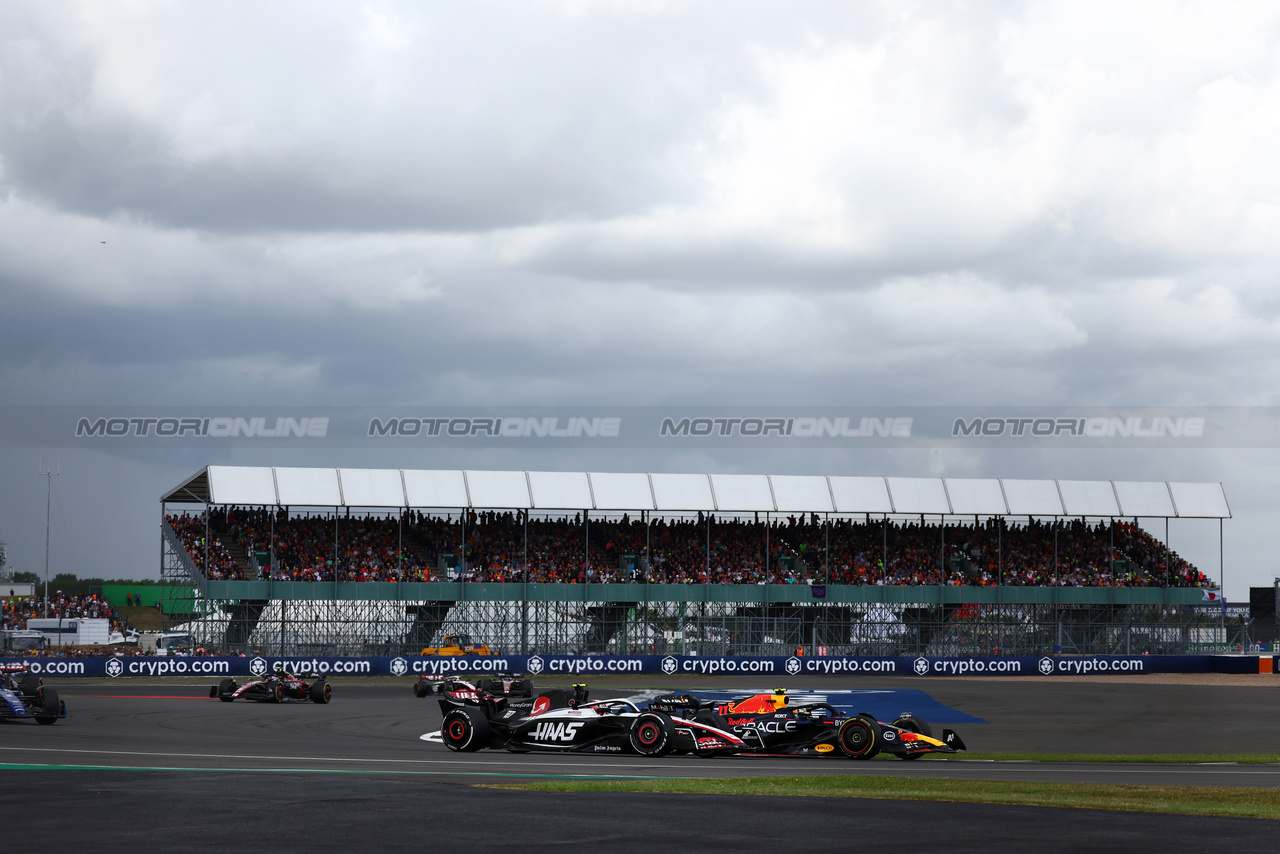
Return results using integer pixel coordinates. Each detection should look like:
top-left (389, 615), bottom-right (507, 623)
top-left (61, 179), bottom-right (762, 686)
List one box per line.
top-left (0, 653), bottom-right (1267, 678)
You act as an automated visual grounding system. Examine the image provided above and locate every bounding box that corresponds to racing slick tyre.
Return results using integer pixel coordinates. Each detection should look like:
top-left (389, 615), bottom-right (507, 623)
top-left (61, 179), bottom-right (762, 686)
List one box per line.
top-left (310, 679), bottom-right (332, 704)
top-left (523, 680), bottom-right (534, 698)
top-left (217, 678), bottom-right (236, 702)
top-left (272, 682), bottom-right (284, 704)
top-left (836, 715), bottom-right (880, 759)
top-left (892, 714), bottom-right (933, 737)
top-left (629, 711), bottom-right (675, 757)
top-left (35, 688), bottom-right (60, 724)
top-left (441, 707), bottom-right (490, 752)
top-left (891, 714), bottom-right (932, 760)
top-left (20, 673), bottom-right (41, 696)
top-left (412, 678), bottom-right (433, 698)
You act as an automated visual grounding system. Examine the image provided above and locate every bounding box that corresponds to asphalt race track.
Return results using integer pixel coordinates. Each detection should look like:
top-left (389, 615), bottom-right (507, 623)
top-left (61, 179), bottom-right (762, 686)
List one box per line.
top-left (3, 676), bottom-right (1278, 851)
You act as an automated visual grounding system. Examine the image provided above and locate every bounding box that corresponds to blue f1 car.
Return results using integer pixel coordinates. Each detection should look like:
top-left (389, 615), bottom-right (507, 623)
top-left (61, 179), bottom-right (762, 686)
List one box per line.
top-left (0, 665), bottom-right (67, 725)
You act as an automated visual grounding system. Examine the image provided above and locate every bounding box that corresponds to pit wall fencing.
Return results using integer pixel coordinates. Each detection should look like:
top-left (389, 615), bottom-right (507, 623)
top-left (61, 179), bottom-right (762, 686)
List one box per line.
top-left (0, 654), bottom-right (1274, 679)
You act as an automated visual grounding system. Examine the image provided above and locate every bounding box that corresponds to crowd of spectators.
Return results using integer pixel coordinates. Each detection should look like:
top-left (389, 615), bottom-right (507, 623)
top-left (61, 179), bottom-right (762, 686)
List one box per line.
top-left (168, 513), bottom-right (242, 579)
top-left (2, 592), bottom-right (125, 632)
top-left (164, 508), bottom-right (1212, 589)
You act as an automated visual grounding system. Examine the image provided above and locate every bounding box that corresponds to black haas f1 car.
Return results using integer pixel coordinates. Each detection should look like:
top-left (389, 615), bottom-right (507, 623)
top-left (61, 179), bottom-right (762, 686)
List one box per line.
top-left (697, 688), bottom-right (965, 760)
top-left (210, 670), bottom-right (332, 704)
top-left (435, 679), bottom-right (745, 756)
top-left (0, 665), bottom-right (66, 724)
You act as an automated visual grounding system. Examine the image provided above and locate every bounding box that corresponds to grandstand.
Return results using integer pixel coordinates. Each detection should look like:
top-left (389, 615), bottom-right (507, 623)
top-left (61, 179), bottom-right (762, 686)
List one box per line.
top-left (160, 467), bottom-right (1235, 657)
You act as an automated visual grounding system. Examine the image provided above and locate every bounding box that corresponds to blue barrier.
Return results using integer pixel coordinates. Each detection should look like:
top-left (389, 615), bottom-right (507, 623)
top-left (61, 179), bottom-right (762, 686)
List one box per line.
top-left (0, 653), bottom-right (1268, 678)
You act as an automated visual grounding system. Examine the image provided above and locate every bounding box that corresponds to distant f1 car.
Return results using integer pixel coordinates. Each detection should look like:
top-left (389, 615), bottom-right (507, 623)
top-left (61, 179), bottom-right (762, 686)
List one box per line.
top-left (433, 679), bottom-right (745, 756)
top-left (475, 671), bottom-right (534, 697)
top-left (413, 672), bottom-right (534, 698)
top-left (700, 688), bottom-right (965, 759)
top-left (210, 671), bottom-right (332, 704)
top-left (0, 664), bottom-right (66, 724)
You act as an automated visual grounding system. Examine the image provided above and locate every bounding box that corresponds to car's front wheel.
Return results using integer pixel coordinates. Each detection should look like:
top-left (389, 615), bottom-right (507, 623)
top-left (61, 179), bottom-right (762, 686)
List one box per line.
top-left (310, 679), bottom-right (331, 704)
top-left (35, 688), bottom-right (61, 725)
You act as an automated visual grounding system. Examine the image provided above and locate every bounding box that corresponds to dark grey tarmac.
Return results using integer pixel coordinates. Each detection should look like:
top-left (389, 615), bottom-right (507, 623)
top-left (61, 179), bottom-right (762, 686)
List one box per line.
top-left (1, 676), bottom-right (1276, 850)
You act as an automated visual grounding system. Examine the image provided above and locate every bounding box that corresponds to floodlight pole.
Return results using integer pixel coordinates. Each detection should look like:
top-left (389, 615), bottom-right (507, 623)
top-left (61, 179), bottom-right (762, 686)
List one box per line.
top-left (40, 466), bottom-right (59, 618)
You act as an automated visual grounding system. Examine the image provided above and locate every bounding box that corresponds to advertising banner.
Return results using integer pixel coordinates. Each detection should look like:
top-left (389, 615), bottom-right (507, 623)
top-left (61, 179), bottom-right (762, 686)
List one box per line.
top-left (0, 653), bottom-right (1261, 678)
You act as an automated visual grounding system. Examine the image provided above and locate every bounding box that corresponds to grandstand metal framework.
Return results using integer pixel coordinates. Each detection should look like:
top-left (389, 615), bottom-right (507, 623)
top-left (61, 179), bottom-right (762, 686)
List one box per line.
top-left (160, 466), bottom-right (1237, 656)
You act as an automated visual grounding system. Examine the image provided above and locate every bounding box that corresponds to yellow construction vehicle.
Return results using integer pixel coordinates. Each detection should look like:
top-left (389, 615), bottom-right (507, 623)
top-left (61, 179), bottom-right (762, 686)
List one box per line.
top-left (420, 634), bottom-right (495, 656)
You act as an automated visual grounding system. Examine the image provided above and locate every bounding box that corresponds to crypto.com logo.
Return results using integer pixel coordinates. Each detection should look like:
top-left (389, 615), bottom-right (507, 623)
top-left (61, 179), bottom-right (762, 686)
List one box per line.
top-left (913, 657), bottom-right (929, 676)
top-left (784, 657), bottom-right (802, 676)
top-left (1038, 657), bottom-right (1055, 675)
top-left (389, 657), bottom-right (409, 677)
top-left (249, 657), bottom-right (268, 677)
top-left (661, 656), bottom-right (678, 675)
top-left (104, 658), bottom-right (124, 678)
top-left (526, 655), bottom-right (545, 675)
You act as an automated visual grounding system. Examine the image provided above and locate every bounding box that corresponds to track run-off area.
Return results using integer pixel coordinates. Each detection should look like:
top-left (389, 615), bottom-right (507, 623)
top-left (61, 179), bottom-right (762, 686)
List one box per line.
top-left (4, 674), bottom-right (1279, 851)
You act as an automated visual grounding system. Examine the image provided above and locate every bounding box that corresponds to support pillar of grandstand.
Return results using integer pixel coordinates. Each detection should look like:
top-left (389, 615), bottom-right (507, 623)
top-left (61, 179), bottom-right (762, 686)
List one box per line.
top-left (580, 603), bottom-right (637, 652)
top-left (224, 599), bottom-right (271, 647)
top-left (405, 603), bottom-right (455, 650)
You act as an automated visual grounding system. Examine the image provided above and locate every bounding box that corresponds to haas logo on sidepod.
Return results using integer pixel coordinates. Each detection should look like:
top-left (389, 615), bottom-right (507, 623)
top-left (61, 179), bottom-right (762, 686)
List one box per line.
top-left (531, 721), bottom-right (584, 742)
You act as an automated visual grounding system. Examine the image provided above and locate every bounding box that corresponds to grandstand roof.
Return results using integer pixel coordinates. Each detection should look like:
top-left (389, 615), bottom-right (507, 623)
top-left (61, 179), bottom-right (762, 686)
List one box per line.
top-left (161, 466), bottom-right (1232, 518)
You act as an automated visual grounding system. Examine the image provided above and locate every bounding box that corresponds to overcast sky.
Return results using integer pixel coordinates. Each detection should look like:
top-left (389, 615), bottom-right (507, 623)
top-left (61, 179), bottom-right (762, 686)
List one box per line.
top-left (2, 2), bottom-right (1279, 596)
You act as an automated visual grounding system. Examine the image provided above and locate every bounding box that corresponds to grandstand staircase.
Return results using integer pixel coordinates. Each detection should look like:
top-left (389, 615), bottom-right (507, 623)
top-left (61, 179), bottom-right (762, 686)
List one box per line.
top-left (206, 516), bottom-right (255, 578)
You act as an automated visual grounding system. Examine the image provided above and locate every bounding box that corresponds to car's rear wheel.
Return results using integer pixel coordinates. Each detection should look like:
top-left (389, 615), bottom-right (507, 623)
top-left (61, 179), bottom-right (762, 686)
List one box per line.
top-left (837, 715), bottom-right (880, 759)
top-left (441, 707), bottom-right (489, 752)
top-left (272, 682), bottom-right (284, 703)
top-left (20, 674), bottom-right (40, 697)
top-left (412, 678), bottom-right (432, 697)
top-left (310, 679), bottom-right (331, 704)
top-left (217, 678), bottom-right (236, 702)
top-left (35, 688), bottom-right (60, 724)
top-left (629, 711), bottom-right (675, 757)
top-left (523, 681), bottom-right (534, 698)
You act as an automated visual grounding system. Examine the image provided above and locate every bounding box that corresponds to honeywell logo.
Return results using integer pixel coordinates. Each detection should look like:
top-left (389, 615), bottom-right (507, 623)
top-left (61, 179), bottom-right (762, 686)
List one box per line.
top-left (660, 417), bottom-right (912, 438)
top-left (76, 416), bottom-right (329, 438)
top-left (952, 417), bottom-right (1205, 439)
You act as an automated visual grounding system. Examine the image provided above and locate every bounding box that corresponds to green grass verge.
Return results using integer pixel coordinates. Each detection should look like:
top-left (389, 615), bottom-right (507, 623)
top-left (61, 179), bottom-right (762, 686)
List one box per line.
top-left (945, 753), bottom-right (1280, 764)
top-left (490, 775), bottom-right (1280, 819)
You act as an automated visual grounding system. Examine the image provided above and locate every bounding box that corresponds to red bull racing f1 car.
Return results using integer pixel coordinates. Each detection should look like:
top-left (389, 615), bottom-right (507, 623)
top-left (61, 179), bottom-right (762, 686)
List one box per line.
top-left (210, 670), bottom-right (332, 704)
top-left (0, 665), bottom-right (66, 724)
top-left (433, 679), bottom-right (746, 756)
top-left (698, 688), bottom-right (966, 759)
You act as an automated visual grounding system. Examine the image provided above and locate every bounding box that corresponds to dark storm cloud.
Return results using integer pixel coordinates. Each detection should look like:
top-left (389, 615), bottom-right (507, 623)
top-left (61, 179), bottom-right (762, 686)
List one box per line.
top-left (1, 2), bottom-right (1279, 593)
